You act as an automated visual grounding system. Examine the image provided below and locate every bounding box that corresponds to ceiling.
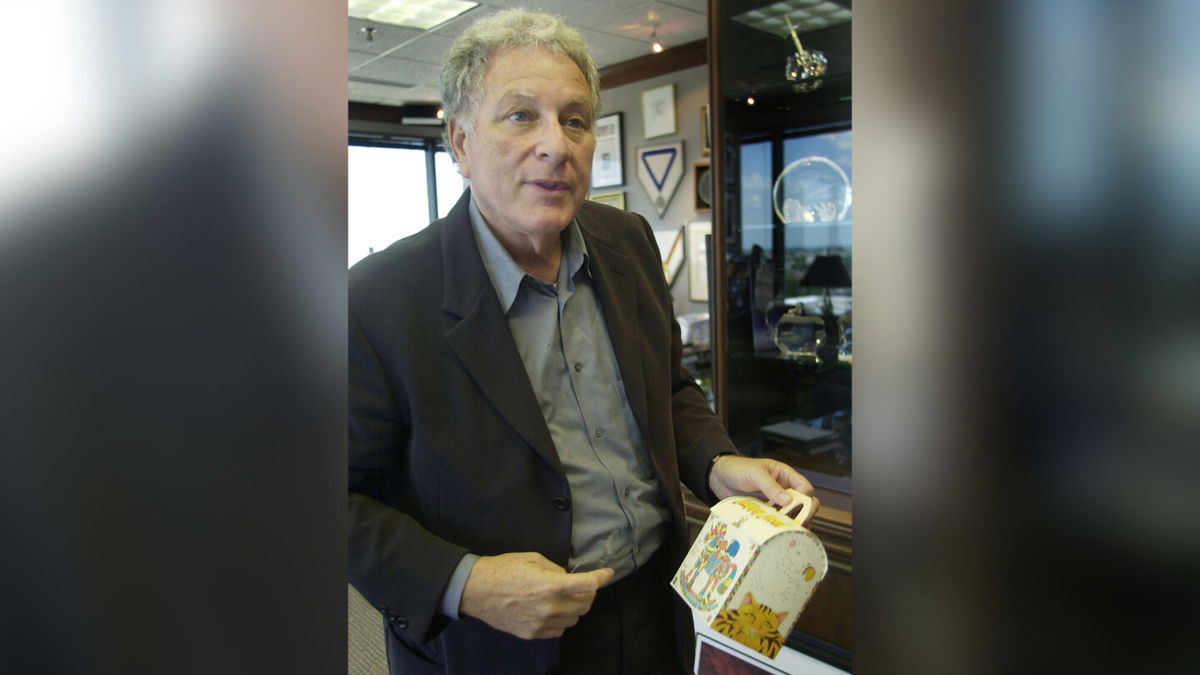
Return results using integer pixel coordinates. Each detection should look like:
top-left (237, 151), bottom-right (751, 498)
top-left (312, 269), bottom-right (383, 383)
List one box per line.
top-left (348, 0), bottom-right (710, 108)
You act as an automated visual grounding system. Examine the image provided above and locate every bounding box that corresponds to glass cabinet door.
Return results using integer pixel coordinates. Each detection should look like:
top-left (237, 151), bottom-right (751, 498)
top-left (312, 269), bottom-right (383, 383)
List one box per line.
top-left (709, 0), bottom-right (853, 665)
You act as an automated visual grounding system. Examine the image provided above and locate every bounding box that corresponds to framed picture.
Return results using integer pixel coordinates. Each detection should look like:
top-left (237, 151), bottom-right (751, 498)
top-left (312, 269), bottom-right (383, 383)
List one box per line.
top-left (591, 112), bottom-right (624, 188)
top-left (653, 226), bottom-right (685, 285)
top-left (701, 104), bottom-right (711, 155)
top-left (588, 190), bottom-right (625, 210)
top-left (641, 83), bottom-right (677, 139)
top-left (694, 634), bottom-right (789, 675)
top-left (687, 220), bottom-right (712, 302)
top-left (693, 162), bottom-right (712, 212)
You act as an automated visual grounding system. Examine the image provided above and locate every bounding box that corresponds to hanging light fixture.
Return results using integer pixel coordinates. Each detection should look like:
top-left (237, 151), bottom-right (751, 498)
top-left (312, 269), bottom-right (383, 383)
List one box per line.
top-left (783, 15), bottom-right (827, 92)
top-left (650, 24), bottom-right (664, 53)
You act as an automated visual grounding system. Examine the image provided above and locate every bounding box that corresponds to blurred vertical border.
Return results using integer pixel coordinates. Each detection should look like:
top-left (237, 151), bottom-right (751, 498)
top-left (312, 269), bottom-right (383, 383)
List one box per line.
top-left (0, 2), bottom-right (347, 673)
top-left (855, 0), bottom-right (1200, 673)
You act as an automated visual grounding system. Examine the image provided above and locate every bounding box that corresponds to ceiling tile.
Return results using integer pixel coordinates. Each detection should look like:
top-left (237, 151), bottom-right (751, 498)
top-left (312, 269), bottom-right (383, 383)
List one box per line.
top-left (429, 5), bottom-right (500, 37)
top-left (588, 1), bottom-right (707, 48)
top-left (351, 1), bottom-right (713, 108)
top-left (659, 0), bottom-right (708, 14)
top-left (349, 51), bottom-right (378, 70)
top-left (483, 0), bottom-right (647, 29)
top-left (401, 84), bottom-right (444, 104)
top-left (576, 27), bottom-right (657, 67)
top-left (348, 17), bottom-right (424, 56)
top-left (350, 55), bottom-right (437, 88)
top-left (390, 33), bottom-right (457, 65)
top-left (349, 80), bottom-right (414, 106)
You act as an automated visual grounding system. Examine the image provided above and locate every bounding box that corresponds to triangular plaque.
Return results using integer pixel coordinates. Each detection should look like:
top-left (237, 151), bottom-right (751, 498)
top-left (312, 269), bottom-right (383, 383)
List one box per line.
top-left (636, 140), bottom-right (685, 217)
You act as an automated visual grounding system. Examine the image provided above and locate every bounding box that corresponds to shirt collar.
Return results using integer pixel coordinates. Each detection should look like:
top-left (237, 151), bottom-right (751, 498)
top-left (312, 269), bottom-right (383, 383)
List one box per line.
top-left (468, 195), bottom-right (590, 314)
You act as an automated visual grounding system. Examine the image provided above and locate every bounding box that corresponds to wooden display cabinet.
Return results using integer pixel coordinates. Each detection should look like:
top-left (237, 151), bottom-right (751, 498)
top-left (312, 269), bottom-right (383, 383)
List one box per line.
top-left (702, 0), bottom-right (853, 669)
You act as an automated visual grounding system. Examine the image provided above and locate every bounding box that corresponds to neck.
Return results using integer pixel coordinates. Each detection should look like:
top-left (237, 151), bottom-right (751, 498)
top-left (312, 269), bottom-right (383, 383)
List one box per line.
top-left (471, 197), bottom-right (565, 284)
top-left (518, 245), bottom-right (561, 284)
top-left (499, 229), bottom-right (561, 284)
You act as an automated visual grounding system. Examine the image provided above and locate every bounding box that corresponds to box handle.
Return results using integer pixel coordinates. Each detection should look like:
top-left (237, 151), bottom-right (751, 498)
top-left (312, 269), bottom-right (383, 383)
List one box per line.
top-left (778, 488), bottom-right (817, 524)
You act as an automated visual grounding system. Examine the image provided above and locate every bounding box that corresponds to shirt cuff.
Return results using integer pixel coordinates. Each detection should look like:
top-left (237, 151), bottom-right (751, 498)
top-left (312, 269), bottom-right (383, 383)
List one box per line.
top-left (439, 553), bottom-right (479, 620)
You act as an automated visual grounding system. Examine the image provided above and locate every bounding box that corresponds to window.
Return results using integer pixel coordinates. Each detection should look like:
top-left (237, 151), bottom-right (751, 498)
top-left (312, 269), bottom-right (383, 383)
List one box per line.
top-left (347, 139), bottom-right (466, 267)
top-left (434, 150), bottom-right (464, 219)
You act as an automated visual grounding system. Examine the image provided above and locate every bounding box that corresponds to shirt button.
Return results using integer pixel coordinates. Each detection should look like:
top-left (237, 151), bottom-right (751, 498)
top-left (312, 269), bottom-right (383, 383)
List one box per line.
top-left (623, 486), bottom-right (631, 497)
top-left (553, 496), bottom-right (570, 511)
top-left (574, 363), bottom-right (583, 372)
top-left (595, 427), bottom-right (605, 439)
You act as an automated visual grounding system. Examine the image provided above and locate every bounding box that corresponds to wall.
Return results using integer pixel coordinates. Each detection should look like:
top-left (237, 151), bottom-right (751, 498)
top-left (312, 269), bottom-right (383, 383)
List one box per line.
top-left (598, 64), bottom-right (711, 317)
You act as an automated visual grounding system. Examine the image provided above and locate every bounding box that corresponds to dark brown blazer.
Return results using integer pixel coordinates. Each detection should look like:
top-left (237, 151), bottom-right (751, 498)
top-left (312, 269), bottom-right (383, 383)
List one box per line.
top-left (348, 191), bottom-right (735, 674)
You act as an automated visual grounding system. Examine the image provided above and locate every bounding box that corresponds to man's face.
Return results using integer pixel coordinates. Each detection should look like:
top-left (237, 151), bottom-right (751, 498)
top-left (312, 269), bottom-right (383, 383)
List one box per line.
top-left (450, 46), bottom-right (595, 248)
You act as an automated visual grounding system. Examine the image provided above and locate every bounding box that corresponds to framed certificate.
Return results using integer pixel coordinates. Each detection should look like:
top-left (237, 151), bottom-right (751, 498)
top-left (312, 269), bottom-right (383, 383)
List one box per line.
top-left (641, 83), bottom-right (677, 139)
top-left (591, 112), bottom-right (625, 188)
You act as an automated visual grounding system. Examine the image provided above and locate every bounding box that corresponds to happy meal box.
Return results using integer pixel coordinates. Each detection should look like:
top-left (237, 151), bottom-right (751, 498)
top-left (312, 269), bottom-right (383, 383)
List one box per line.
top-left (671, 489), bottom-right (828, 659)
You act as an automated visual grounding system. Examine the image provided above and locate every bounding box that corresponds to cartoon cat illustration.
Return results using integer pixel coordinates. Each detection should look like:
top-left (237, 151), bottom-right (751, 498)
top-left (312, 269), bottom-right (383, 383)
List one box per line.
top-left (712, 591), bottom-right (790, 658)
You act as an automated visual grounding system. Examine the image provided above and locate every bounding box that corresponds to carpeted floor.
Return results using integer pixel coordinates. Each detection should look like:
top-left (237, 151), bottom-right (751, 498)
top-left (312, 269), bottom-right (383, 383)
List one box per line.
top-left (348, 584), bottom-right (389, 675)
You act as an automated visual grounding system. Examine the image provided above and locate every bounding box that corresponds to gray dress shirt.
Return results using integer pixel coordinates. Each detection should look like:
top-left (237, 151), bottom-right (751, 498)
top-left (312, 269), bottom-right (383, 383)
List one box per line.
top-left (438, 198), bottom-right (673, 619)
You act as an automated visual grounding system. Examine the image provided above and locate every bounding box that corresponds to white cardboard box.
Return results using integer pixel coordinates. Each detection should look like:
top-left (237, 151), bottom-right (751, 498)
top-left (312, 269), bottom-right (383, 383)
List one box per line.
top-left (672, 492), bottom-right (828, 660)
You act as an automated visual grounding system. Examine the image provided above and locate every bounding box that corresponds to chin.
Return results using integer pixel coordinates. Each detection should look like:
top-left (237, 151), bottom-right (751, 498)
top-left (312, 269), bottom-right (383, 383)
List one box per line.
top-left (529, 203), bottom-right (579, 230)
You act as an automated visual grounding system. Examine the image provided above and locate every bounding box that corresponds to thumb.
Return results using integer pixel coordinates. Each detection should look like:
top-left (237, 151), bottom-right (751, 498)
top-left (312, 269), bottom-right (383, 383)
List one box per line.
top-left (759, 478), bottom-right (792, 508)
top-left (563, 566), bottom-right (614, 593)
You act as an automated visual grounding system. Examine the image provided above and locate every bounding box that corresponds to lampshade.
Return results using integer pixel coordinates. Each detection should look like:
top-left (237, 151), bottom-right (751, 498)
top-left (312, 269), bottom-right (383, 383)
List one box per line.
top-left (799, 255), bottom-right (851, 288)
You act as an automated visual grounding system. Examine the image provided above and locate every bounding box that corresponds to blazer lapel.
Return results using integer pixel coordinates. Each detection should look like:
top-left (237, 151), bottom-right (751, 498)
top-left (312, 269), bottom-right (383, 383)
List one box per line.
top-left (578, 213), bottom-right (651, 446)
top-left (439, 193), bottom-right (563, 475)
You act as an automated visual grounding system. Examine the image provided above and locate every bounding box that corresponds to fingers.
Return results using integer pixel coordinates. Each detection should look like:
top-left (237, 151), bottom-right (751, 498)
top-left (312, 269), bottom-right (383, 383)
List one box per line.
top-left (459, 553), bottom-right (612, 640)
top-left (712, 457), bottom-right (820, 521)
top-left (561, 566), bottom-right (614, 594)
top-left (744, 461), bottom-right (796, 507)
top-left (521, 568), bottom-right (611, 639)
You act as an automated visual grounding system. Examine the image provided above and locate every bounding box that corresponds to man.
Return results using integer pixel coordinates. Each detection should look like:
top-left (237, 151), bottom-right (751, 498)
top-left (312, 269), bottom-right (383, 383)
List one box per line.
top-left (349, 9), bottom-right (818, 674)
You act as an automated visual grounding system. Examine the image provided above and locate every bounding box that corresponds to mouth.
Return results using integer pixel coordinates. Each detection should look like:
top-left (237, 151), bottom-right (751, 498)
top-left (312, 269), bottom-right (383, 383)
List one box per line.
top-left (528, 179), bottom-right (571, 193)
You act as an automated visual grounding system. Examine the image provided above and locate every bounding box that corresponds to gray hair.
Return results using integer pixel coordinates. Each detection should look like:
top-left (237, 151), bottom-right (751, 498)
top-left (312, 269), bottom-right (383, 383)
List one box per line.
top-left (440, 8), bottom-right (601, 147)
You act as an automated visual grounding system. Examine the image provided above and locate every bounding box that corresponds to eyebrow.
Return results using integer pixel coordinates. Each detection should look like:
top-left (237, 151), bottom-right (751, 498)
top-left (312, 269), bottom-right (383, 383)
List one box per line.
top-left (495, 91), bottom-right (592, 114)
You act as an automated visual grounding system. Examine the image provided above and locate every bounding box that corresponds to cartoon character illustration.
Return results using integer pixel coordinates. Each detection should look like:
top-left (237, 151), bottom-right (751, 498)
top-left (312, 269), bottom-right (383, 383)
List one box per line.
top-left (712, 591), bottom-right (791, 659)
top-left (676, 522), bottom-right (740, 611)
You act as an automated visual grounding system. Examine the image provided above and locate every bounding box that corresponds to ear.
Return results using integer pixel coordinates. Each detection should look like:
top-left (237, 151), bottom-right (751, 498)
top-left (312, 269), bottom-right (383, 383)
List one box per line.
top-left (448, 117), bottom-right (471, 179)
top-left (742, 591), bottom-right (755, 606)
top-left (775, 610), bottom-right (790, 624)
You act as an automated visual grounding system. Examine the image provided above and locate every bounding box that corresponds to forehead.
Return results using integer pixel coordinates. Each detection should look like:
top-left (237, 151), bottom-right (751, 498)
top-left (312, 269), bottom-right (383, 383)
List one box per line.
top-left (479, 45), bottom-right (588, 101)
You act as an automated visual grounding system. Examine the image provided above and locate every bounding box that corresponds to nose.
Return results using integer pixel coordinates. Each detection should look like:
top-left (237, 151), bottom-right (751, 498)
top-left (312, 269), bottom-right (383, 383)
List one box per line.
top-left (535, 120), bottom-right (569, 164)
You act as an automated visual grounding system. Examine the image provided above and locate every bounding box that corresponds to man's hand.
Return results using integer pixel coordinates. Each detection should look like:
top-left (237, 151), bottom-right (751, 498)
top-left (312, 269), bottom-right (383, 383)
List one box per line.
top-left (458, 552), bottom-right (614, 640)
top-left (708, 455), bottom-right (820, 526)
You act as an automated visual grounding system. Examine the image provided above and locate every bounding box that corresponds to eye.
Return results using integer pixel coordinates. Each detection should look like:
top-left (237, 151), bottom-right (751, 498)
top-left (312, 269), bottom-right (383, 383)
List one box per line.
top-left (564, 116), bottom-right (590, 130)
top-left (507, 110), bottom-right (531, 122)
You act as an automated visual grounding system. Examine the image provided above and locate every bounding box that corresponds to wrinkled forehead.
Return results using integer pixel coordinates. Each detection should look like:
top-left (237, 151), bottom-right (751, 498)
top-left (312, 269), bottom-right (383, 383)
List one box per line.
top-left (478, 45), bottom-right (591, 104)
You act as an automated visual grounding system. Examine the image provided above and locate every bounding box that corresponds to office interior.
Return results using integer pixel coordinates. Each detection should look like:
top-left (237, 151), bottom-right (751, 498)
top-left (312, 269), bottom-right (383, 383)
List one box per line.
top-left (350, 1), bottom-right (853, 672)
top-left (348, 1), bottom-right (1200, 673)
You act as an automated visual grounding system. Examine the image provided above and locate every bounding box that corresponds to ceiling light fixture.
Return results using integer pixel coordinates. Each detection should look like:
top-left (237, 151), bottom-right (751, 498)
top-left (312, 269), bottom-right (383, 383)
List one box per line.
top-left (784, 15), bottom-right (828, 92)
top-left (650, 25), bottom-right (664, 53)
top-left (349, 0), bottom-right (478, 31)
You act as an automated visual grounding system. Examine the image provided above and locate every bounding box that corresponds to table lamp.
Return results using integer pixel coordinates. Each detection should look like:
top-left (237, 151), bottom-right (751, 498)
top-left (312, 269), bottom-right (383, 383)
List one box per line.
top-left (799, 255), bottom-right (851, 364)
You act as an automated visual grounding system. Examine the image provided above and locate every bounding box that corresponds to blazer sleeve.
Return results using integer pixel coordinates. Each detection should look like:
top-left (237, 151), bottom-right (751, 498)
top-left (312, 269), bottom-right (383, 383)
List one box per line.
top-left (348, 305), bottom-right (468, 644)
top-left (635, 216), bottom-right (738, 501)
